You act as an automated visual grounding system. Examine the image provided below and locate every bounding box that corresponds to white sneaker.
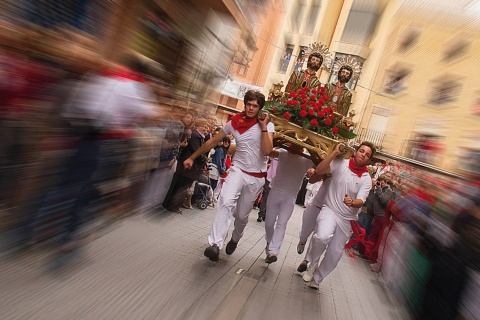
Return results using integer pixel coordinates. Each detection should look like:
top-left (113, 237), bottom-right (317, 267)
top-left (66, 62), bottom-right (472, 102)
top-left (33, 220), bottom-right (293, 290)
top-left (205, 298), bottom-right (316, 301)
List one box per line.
top-left (297, 241), bottom-right (306, 254)
top-left (303, 264), bottom-right (315, 282)
top-left (308, 280), bottom-right (320, 290)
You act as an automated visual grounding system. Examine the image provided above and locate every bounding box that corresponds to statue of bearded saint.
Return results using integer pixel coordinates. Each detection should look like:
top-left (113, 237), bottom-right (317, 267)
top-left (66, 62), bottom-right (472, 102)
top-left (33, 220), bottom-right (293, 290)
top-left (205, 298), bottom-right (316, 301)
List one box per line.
top-left (285, 53), bottom-right (322, 93)
top-left (323, 65), bottom-right (353, 117)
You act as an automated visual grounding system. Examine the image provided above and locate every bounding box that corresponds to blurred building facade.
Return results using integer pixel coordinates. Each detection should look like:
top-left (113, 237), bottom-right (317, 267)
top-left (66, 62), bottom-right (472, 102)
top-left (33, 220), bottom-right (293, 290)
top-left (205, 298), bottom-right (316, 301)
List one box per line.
top-left (263, 0), bottom-right (480, 175)
top-left (2, 0), bottom-right (479, 174)
top-left (351, 1), bottom-right (480, 175)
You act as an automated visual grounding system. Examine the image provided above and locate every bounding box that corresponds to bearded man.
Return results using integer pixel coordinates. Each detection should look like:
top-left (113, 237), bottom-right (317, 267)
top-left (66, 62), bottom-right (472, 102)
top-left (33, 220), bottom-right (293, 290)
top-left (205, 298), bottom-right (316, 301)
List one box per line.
top-left (324, 65), bottom-right (353, 117)
top-left (285, 53), bottom-right (322, 93)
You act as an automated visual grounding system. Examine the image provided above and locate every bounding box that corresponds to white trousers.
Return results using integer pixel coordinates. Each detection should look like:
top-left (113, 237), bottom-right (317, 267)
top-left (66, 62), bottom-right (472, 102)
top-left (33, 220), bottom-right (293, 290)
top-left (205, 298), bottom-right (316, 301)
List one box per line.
top-left (208, 166), bottom-right (264, 249)
top-left (299, 203), bottom-right (321, 244)
top-left (299, 179), bottom-right (329, 258)
top-left (306, 206), bottom-right (352, 284)
top-left (264, 188), bottom-right (296, 255)
top-left (300, 203), bottom-right (322, 262)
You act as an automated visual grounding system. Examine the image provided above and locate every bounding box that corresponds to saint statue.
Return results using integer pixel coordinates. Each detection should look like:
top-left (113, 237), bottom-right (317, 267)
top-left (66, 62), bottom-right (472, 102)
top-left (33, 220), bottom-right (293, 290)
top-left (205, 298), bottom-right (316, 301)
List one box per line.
top-left (323, 55), bottom-right (362, 117)
top-left (285, 42), bottom-right (330, 93)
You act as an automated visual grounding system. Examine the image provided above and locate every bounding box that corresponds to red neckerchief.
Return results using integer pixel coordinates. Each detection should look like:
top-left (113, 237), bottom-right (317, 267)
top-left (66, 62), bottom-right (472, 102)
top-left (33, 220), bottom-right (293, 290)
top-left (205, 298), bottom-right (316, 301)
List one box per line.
top-left (230, 112), bottom-right (258, 134)
top-left (99, 67), bottom-right (145, 82)
top-left (348, 158), bottom-right (369, 178)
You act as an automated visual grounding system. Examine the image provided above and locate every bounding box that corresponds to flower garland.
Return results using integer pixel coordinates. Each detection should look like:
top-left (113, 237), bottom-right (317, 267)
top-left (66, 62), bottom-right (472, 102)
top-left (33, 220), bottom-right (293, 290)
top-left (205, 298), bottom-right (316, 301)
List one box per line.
top-left (264, 87), bottom-right (356, 139)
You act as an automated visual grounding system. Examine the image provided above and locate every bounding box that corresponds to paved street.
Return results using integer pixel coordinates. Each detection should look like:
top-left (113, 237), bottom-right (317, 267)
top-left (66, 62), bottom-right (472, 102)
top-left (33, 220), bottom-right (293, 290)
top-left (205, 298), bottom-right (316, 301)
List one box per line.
top-left (0, 205), bottom-right (407, 320)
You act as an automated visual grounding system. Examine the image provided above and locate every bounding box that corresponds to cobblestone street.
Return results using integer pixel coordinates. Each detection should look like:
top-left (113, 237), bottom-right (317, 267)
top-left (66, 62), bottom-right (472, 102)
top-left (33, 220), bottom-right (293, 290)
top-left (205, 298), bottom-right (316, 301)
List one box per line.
top-left (0, 205), bottom-right (406, 320)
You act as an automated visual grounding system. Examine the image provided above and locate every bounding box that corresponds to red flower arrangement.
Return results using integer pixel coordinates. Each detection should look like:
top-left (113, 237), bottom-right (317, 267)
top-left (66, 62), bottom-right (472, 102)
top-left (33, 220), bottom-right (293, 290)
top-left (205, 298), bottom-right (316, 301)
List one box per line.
top-left (264, 87), bottom-right (356, 139)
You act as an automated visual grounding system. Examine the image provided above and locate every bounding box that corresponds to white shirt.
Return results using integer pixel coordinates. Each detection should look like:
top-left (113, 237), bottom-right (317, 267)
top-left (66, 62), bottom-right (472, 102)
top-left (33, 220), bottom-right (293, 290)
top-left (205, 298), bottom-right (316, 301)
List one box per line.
top-left (223, 120), bottom-right (275, 172)
top-left (270, 149), bottom-right (312, 195)
top-left (324, 158), bottom-right (372, 220)
top-left (266, 157), bottom-right (279, 182)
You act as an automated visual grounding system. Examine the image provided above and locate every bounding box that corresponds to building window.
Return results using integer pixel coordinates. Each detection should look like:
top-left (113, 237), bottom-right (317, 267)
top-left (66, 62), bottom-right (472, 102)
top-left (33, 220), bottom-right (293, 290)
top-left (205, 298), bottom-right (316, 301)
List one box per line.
top-left (340, 9), bottom-right (379, 47)
top-left (382, 68), bottom-right (410, 95)
top-left (429, 80), bottom-right (460, 105)
top-left (277, 44), bottom-right (294, 74)
top-left (292, 0), bottom-right (306, 33)
top-left (443, 39), bottom-right (469, 62)
top-left (398, 29), bottom-right (420, 52)
top-left (305, 0), bottom-right (321, 35)
top-left (293, 46), bottom-right (308, 72)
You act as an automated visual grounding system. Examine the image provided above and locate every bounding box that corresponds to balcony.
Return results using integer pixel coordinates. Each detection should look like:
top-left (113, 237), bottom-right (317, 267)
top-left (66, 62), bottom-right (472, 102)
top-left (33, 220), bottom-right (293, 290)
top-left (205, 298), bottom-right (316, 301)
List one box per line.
top-left (352, 128), bottom-right (385, 150)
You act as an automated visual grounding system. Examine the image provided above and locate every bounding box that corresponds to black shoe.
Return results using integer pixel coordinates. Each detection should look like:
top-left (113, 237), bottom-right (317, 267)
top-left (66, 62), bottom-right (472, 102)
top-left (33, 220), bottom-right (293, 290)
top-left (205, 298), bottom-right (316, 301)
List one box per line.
top-left (204, 245), bottom-right (219, 261)
top-left (265, 254), bottom-right (277, 264)
top-left (257, 213), bottom-right (265, 222)
top-left (297, 260), bottom-right (308, 272)
top-left (225, 239), bottom-right (238, 255)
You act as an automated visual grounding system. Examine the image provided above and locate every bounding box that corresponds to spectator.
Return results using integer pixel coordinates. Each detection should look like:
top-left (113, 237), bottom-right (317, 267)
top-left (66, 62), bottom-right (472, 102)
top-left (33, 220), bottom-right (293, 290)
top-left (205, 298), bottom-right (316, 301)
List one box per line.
top-left (163, 117), bottom-right (208, 213)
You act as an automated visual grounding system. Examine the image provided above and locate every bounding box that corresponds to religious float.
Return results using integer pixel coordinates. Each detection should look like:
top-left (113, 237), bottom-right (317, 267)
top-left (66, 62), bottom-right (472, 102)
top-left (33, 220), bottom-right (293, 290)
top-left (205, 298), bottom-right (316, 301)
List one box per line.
top-left (264, 43), bottom-right (362, 161)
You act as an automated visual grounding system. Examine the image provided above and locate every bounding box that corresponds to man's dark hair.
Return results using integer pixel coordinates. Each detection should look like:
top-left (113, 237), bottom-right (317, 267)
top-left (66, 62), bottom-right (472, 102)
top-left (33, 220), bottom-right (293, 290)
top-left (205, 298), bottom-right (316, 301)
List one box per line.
top-left (357, 141), bottom-right (376, 159)
top-left (121, 54), bottom-right (148, 74)
top-left (339, 65), bottom-right (353, 78)
top-left (308, 53), bottom-right (323, 66)
top-left (244, 90), bottom-right (266, 109)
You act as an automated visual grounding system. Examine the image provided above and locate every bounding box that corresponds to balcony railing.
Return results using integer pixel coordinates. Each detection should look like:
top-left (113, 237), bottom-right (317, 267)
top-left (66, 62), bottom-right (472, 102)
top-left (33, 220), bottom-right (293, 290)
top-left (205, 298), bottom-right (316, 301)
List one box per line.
top-left (353, 128), bottom-right (385, 150)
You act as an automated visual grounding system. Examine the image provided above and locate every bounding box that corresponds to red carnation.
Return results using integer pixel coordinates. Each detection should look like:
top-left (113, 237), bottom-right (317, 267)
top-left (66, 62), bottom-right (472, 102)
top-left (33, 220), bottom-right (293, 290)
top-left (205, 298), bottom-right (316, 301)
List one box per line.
top-left (312, 89), bottom-right (318, 94)
top-left (324, 118), bottom-right (332, 126)
top-left (292, 100), bottom-right (299, 106)
top-left (272, 107), bottom-right (278, 114)
top-left (310, 95), bottom-right (316, 101)
top-left (313, 105), bottom-right (319, 111)
top-left (301, 94), bottom-right (307, 100)
top-left (318, 111), bottom-right (325, 118)
top-left (289, 92), bottom-right (298, 98)
top-left (308, 100), bottom-right (315, 106)
top-left (301, 103), bottom-right (308, 109)
top-left (299, 110), bottom-right (308, 118)
top-left (329, 113), bottom-right (335, 120)
top-left (310, 119), bottom-right (319, 127)
top-left (287, 100), bottom-right (294, 106)
top-left (301, 98), bottom-right (308, 104)
top-left (318, 99), bottom-right (325, 105)
top-left (320, 87), bottom-right (326, 93)
top-left (304, 88), bottom-right (310, 92)
top-left (322, 94), bottom-right (328, 100)
top-left (332, 127), bottom-right (339, 135)
top-left (308, 108), bottom-right (315, 116)
top-left (283, 112), bottom-right (291, 120)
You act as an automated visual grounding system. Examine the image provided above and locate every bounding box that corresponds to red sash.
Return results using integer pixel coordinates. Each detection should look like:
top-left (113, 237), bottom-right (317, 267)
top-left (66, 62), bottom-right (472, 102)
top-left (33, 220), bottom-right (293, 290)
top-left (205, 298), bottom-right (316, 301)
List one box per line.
top-left (99, 67), bottom-right (145, 83)
top-left (240, 168), bottom-right (267, 178)
top-left (231, 112), bottom-right (258, 134)
top-left (345, 221), bottom-right (375, 259)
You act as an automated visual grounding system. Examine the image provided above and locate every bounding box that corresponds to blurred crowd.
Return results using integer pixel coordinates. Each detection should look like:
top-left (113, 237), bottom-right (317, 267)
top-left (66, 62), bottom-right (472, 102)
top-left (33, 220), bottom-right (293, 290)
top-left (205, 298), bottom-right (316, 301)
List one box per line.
top-left (0, 22), bottom-right (234, 255)
top-left (348, 160), bottom-right (479, 320)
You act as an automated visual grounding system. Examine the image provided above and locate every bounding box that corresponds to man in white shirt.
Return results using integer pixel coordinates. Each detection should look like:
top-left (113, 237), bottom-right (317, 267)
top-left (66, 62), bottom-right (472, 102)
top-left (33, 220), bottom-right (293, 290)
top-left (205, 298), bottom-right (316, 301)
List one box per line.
top-left (257, 152), bottom-right (279, 222)
top-left (264, 145), bottom-right (314, 263)
top-left (305, 142), bottom-right (375, 289)
top-left (184, 90), bottom-right (274, 261)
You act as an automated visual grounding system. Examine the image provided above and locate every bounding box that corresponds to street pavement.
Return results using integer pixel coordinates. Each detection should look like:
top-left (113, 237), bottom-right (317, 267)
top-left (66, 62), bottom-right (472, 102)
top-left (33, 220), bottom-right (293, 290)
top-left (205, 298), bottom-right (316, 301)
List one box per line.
top-left (0, 204), bottom-right (408, 320)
